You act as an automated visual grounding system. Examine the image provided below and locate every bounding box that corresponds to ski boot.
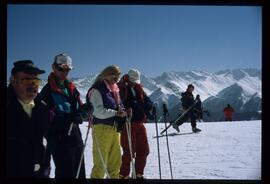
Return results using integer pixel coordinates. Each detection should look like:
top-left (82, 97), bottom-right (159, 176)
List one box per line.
top-left (192, 127), bottom-right (201, 133)
top-left (172, 123), bottom-right (180, 132)
top-left (136, 174), bottom-right (145, 179)
top-left (119, 174), bottom-right (130, 179)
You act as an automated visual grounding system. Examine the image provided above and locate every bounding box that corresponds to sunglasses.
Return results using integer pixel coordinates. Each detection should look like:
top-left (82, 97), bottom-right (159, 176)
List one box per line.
top-left (55, 65), bottom-right (71, 72)
top-left (110, 75), bottom-right (120, 82)
top-left (18, 78), bottom-right (42, 86)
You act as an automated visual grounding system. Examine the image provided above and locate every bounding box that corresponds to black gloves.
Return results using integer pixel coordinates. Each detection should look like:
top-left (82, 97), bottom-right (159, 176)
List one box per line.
top-left (77, 102), bottom-right (93, 121)
top-left (145, 110), bottom-right (154, 120)
top-left (115, 116), bottom-right (127, 132)
top-left (40, 165), bottom-right (51, 178)
top-left (69, 113), bottom-right (83, 125)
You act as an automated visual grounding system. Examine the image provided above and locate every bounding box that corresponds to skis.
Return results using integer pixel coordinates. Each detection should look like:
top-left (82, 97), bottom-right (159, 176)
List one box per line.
top-left (160, 99), bottom-right (198, 135)
top-left (153, 131), bottom-right (199, 138)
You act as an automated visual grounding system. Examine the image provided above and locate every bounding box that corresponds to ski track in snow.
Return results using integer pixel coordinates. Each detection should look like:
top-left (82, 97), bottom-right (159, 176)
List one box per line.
top-left (49, 120), bottom-right (261, 179)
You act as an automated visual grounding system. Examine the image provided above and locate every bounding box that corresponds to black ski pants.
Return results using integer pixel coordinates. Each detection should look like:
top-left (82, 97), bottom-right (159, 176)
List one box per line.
top-left (52, 144), bottom-right (86, 178)
top-left (174, 109), bottom-right (197, 128)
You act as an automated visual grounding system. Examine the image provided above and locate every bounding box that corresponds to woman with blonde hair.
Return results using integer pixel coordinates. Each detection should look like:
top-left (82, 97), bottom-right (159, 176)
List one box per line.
top-left (86, 65), bottom-right (127, 179)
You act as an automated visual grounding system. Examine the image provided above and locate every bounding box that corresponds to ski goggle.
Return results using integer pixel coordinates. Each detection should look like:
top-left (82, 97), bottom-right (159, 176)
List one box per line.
top-left (18, 78), bottom-right (42, 86)
top-left (55, 64), bottom-right (71, 72)
top-left (111, 75), bottom-right (119, 82)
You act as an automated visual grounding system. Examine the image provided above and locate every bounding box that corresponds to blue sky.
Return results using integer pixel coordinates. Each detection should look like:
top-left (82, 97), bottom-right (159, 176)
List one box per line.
top-left (7, 5), bottom-right (262, 79)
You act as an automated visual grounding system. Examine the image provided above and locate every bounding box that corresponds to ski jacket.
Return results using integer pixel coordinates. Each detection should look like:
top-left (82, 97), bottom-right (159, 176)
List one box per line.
top-left (117, 74), bottom-right (153, 122)
top-left (223, 107), bottom-right (234, 118)
top-left (87, 80), bottom-right (123, 126)
top-left (181, 91), bottom-right (195, 110)
top-left (7, 85), bottom-right (50, 177)
top-left (40, 72), bottom-right (83, 147)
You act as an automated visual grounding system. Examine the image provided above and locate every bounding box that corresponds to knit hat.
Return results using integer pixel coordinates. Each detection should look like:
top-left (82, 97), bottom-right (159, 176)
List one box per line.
top-left (128, 69), bottom-right (140, 84)
top-left (11, 60), bottom-right (45, 75)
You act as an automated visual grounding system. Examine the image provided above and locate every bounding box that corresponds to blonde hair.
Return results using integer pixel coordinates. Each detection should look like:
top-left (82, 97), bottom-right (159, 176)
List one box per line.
top-left (94, 65), bottom-right (121, 83)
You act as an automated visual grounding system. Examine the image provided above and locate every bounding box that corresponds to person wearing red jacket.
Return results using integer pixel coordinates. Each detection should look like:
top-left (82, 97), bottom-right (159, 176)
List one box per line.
top-left (117, 69), bottom-right (153, 179)
top-left (223, 104), bottom-right (235, 121)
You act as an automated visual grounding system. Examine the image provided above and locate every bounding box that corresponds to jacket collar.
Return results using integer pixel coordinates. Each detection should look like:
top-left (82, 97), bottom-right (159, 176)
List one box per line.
top-left (48, 72), bottom-right (76, 95)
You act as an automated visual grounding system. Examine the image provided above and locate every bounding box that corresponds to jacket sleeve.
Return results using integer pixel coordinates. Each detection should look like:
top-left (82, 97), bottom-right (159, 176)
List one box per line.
top-left (90, 89), bottom-right (117, 119)
top-left (143, 94), bottom-right (153, 112)
top-left (181, 93), bottom-right (188, 109)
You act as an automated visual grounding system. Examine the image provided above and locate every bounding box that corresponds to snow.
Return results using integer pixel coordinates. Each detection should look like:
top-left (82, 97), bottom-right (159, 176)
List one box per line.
top-left (49, 120), bottom-right (261, 179)
top-left (237, 76), bottom-right (262, 98)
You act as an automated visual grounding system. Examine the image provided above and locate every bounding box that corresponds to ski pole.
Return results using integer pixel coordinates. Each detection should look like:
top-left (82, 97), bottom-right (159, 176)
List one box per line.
top-left (125, 111), bottom-right (136, 179)
top-left (76, 118), bottom-right (92, 178)
top-left (153, 106), bottom-right (162, 179)
top-left (92, 127), bottom-right (111, 179)
top-left (163, 104), bottom-right (173, 179)
top-left (68, 123), bottom-right (74, 136)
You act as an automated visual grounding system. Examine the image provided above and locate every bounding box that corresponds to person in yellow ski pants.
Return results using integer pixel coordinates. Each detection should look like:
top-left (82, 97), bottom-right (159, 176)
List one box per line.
top-left (86, 65), bottom-right (127, 179)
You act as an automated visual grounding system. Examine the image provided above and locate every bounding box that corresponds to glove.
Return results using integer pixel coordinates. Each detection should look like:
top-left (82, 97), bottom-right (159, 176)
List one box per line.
top-left (41, 165), bottom-right (51, 178)
top-left (115, 116), bottom-right (126, 132)
top-left (145, 110), bottom-right (154, 120)
top-left (81, 102), bottom-right (94, 114)
top-left (78, 102), bottom-right (93, 121)
top-left (70, 113), bottom-right (83, 125)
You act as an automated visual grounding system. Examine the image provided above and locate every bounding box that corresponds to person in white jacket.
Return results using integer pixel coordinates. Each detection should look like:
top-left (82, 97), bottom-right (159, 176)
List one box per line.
top-left (86, 65), bottom-right (127, 179)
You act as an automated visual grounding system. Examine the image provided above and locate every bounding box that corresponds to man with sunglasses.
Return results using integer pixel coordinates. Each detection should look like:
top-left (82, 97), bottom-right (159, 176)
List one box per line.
top-left (40, 53), bottom-right (86, 178)
top-left (7, 60), bottom-right (50, 177)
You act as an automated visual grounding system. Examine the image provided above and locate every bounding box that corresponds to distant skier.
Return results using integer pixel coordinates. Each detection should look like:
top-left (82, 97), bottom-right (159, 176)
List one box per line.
top-left (194, 94), bottom-right (203, 122)
top-left (223, 104), bottom-right (234, 121)
top-left (172, 84), bottom-right (201, 133)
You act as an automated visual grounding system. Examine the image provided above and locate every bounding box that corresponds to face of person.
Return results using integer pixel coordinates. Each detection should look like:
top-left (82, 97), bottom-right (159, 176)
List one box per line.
top-left (105, 74), bottom-right (120, 85)
top-left (11, 72), bottom-right (41, 103)
top-left (52, 64), bottom-right (71, 81)
top-left (128, 80), bottom-right (136, 87)
top-left (188, 87), bottom-right (194, 93)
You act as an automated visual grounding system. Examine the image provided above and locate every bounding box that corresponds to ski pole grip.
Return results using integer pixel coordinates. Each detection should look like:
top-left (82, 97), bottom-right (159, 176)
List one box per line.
top-left (152, 106), bottom-right (156, 116)
top-left (163, 103), bottom-right (168, 116)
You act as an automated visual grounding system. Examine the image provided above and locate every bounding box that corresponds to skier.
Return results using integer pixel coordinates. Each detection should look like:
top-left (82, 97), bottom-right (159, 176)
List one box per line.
top-left (223, 104), bottom-right (235, 121)
top-left (87, 65), bottom-right (127, 179)
top-left (7, 60), bottom-right (50, 177)
top-left (172, 84), bottom-right (201, 133)
top-left (194, 94), bottom-right (203, 122)
top-left (117, 69), bottom-right (153, 179)
top-left (40, 53), bottom-right (86, 178)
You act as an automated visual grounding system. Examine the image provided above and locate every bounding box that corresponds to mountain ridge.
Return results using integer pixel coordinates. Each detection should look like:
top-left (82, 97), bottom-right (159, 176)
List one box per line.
top-left (32, 68), bottom-right (261, 121)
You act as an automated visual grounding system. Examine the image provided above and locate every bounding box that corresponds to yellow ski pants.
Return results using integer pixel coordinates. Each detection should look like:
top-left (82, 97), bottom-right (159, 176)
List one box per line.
top-left (90, 124), bottom-right (121, 179)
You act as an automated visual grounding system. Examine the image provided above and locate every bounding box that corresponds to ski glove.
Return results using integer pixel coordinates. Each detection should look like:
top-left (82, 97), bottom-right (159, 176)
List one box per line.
top-left (40, 165), bottom-right (51, 178)
top-left (69, 113), bottom-right (83, 125)
top-left (77, 102), bottom-right (93, 121)
top-left (115, 116), bottom-right (127, 132)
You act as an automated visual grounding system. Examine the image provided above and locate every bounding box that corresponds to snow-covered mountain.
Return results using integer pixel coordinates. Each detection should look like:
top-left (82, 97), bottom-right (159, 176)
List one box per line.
top-left (203, 83), bottom-right (261, 121)
top-left (148, 68), bottom-right (261, 121)
top-left (37, 68), bottom-right (261, 121)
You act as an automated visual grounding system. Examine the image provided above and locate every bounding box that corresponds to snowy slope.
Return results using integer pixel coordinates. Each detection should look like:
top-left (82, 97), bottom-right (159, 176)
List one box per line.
top-left (49, 120), bottom-right (261, 179)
